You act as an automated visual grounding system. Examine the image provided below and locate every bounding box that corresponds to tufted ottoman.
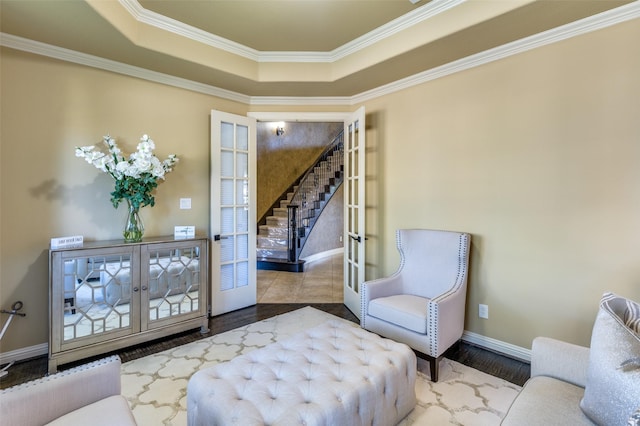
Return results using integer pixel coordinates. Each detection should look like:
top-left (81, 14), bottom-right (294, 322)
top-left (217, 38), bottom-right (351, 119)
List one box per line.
top-left (187, 319), bottom-right (417, 426)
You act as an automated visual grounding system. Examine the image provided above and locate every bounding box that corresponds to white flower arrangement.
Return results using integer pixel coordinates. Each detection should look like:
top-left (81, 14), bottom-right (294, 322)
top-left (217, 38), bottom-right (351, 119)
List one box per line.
top-left (75, 134), bottom-right (179, 210)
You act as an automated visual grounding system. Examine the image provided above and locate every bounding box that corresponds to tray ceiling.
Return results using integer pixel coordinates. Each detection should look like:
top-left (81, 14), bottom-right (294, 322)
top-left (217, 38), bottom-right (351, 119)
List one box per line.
top-left (0, 0), bottom-right (634, 97)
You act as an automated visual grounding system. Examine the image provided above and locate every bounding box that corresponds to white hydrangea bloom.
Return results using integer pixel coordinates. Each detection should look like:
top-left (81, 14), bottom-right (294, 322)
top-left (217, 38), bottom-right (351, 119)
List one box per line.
top-left (75, 134), bottom-right (179, 209)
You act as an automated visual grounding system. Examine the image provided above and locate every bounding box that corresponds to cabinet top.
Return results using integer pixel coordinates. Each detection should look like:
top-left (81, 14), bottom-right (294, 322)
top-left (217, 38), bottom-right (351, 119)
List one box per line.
top-left (49, 235), bottom-right (208, 252)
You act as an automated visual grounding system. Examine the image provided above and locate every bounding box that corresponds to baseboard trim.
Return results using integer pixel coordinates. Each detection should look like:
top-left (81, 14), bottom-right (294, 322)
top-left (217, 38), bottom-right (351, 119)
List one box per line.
top-left (300, 248), bottom-right (344, 264)
top-left (0, 343), bottom-right (48, 366)
top-left (1, 322), bottom-right (530, 367)
top-left (462, 330), bottom-right (531, 363)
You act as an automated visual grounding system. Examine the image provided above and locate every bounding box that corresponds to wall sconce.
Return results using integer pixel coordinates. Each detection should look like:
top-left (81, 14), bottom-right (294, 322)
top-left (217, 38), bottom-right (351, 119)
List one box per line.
top-left (275, 122), bottom-right (285, 136)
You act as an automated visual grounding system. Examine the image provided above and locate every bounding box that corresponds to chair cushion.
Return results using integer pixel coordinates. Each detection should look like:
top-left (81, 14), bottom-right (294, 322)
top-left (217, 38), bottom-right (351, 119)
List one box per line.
top-left (501, 376), bottom-right (594, 425)
top-left (580, 293), bottom-right (640, 426)
top-left (46, 395), bottom-right (136, 426)
top-left (368, 294), bottom-right (428, 334)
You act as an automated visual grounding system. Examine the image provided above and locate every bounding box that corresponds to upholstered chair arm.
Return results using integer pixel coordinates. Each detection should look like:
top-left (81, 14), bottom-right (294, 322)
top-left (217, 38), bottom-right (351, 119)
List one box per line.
top-left (531, 336), bottom-right (590, 388)
top-left (0, 355), bottom-right (123, 426)
top-left (361, 273), bottom-right (403, 319)
top-left (426, 286), bottom-right (467, 358)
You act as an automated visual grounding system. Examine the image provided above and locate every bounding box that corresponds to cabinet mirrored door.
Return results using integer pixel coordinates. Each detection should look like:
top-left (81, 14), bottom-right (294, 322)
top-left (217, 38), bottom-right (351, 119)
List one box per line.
top-left (51, 246), bottom-right (139, 352)
top-left (50, 237), bottom-right (209, 373)
top-left (141, 239), bottom-right (205, 329)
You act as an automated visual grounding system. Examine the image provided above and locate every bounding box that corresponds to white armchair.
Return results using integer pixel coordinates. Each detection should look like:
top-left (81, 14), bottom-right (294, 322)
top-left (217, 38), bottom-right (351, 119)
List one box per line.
top-left (0, 355), bottom-right (136, 425)
top-left (361, 229), bottom-right (471, 382)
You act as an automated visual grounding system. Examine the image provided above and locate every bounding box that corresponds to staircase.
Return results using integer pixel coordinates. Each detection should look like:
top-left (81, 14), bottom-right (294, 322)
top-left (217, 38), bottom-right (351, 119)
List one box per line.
top-left (257, 132), bottom-right (344, 272)
top-left (256, 193), bottom-right (294, 263)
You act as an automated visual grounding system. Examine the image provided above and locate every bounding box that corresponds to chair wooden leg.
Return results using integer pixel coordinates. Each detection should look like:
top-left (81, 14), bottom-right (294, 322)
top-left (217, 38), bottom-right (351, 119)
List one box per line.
top-left (429, 356), bottom-right (441, 382)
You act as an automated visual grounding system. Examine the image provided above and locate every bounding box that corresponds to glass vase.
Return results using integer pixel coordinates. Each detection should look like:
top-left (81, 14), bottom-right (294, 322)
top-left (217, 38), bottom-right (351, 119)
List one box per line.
top-left (123, 201), bottom-right (144, 243)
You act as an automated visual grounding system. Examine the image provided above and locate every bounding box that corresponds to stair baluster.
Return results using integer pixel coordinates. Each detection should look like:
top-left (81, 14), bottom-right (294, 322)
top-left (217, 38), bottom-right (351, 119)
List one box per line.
top-left (287, 204), bottom-right (298, 263)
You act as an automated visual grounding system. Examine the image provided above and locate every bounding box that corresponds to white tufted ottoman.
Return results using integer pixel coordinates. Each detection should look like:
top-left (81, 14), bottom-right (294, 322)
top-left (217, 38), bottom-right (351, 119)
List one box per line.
top-left (187, 319), bottom-right (417, 426)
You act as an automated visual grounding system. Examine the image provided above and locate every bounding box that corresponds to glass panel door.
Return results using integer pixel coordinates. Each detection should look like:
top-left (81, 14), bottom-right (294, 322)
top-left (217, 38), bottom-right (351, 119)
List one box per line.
top-left (344, 107), bottom-right (366, 318)
top-left (210, 110), bottom-right (257, 315)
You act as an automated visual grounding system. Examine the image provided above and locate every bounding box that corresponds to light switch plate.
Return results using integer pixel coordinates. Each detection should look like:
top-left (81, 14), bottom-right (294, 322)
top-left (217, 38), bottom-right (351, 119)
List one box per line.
top-left (180, 198), bottom-right (192, 209)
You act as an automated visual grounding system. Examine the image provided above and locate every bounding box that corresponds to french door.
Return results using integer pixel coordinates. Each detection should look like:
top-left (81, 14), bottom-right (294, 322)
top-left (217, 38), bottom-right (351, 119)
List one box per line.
top-left (343, 107), bottom-right (366, 318)
top-left (210, 111), bottom-right (257, 316)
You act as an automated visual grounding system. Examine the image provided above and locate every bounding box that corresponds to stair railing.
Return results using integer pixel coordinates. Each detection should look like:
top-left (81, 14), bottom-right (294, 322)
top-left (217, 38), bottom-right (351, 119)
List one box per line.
top-left (287, 132), bottom-right (344, 262)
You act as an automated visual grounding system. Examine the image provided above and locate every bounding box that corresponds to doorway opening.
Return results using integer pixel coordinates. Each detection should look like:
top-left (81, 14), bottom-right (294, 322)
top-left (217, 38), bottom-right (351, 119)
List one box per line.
top-left (251, 112), bottom-right (352, 305)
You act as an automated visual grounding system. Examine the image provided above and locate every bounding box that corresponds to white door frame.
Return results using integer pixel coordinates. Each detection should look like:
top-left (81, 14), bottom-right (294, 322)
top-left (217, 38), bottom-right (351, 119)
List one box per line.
top-left (248, 111), bottom-right (364, 317)
top-left (248, 112), bottom-right (352, 123)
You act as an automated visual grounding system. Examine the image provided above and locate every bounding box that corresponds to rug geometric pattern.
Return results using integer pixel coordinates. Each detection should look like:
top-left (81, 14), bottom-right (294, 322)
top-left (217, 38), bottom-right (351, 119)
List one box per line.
top-left (121, 307), bottom-right (521, 425)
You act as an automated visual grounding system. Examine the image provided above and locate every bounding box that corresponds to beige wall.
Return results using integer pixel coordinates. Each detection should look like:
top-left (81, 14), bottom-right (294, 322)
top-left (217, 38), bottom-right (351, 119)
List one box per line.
top-left (362, 19), bottom-right (640, 348)
top-left (256, 121), bottom-right (343, 220)
top-left (300, 185), bottom-right (344, 259)
top-left (1, 18), bottom-right (639, 356)
top-left (0, 48), bottom-right (248, 353)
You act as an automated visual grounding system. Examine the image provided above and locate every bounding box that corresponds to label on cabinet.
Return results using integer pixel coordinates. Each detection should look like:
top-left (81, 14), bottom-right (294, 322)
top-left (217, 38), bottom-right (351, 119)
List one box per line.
top-left (50, 235), bottom-right (84, 249)
top-left (174, 226), bottom-right (195, 238)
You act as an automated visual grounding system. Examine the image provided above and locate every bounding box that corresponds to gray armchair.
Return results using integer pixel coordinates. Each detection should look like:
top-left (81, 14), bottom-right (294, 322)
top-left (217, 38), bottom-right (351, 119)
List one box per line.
top-left (361, 229), bottom-right (471, 382)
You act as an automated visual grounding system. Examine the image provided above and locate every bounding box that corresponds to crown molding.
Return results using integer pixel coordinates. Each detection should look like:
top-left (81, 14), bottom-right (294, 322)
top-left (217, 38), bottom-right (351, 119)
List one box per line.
top-left (0, 33), bottom-right (252, 104)
top-left (1, 1), bottom-right (638, 107)
top-left (119, 0), bottom-right (464, 63)
top-left (352, 0), bottom-right (640, 104)
top-left (119, 0), bottom-right (261, 62)
top-left (259, 0), bottom-right (465, 63)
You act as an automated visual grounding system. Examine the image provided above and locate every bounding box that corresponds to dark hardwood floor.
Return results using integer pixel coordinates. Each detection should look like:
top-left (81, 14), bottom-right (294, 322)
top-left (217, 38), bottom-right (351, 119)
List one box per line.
top-left (0, 303), bottom-right (530, 389)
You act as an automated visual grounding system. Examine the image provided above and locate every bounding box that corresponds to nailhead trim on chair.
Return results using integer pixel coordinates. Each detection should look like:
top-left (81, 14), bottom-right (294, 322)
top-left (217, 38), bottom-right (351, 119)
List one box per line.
top-left (360, 229), bottom-right (471, 383)
top-left (426, 232), bottom-right (470, 358)
top-left (1, 355), bottom-right (121, 393)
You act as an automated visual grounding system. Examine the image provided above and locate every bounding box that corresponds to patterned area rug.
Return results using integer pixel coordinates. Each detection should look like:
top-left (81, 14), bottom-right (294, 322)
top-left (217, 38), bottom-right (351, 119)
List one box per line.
top-left (121, 307), bottom-right (521, 425)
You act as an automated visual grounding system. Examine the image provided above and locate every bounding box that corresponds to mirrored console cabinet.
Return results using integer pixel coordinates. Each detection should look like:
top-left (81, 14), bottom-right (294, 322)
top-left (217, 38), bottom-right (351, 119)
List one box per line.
top-left (49, 236), bottom-right (209, 373)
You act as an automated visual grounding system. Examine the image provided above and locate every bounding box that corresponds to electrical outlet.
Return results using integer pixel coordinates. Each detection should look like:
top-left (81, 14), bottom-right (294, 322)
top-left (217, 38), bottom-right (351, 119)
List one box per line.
top-left (479, 304), bottom-right (489, 319)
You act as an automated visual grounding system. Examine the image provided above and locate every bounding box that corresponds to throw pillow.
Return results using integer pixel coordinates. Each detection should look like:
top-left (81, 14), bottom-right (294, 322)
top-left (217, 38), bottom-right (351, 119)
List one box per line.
top-left (624, 297), bottom-right (640, 334)
top-left (580, 292), bottom-right (640, 426)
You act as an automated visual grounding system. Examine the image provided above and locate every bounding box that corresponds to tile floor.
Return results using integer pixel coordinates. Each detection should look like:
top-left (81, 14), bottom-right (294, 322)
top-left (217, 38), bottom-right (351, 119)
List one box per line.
top-left (257, 253), bottom-right (344, 303)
